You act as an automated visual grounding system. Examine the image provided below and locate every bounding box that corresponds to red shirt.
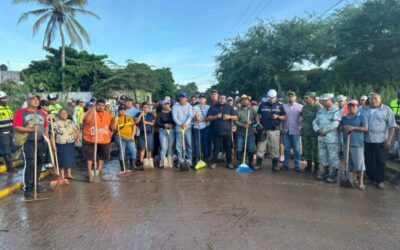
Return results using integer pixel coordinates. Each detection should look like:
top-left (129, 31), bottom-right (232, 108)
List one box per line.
top-left (13, 108), bottom-right (48, 140)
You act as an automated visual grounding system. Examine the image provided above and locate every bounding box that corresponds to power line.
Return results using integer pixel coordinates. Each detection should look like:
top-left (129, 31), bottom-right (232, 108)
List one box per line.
top-left (318, 0), bottom-right (345, 18)
top-left (229, 0), bottom-right (256, 37)
top-left (236, 0), bottom-right (266, 33)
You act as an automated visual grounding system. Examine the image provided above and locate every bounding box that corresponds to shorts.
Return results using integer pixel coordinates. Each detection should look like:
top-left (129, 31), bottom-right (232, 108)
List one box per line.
top-left (138, 133), bottom-right (154, 151)
top-left (82, 140), bottom-right (111, 161)
top-left (346, 146), bottom-right (365, 172)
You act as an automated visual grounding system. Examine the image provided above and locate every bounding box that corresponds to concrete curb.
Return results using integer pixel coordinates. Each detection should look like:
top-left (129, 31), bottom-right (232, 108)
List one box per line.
top-left (0, 171), bottom-right (50, 200)
top-left (0, 160), bottom-right (24, 174)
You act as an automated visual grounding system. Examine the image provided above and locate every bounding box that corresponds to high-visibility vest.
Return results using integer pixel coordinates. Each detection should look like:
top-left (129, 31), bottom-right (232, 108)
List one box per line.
top-left (0, 105), bottom-right (14, 130)
top-left (390, 99), bottom-right (400, 116)
top-left (49, 103), bottom-right (63, 115)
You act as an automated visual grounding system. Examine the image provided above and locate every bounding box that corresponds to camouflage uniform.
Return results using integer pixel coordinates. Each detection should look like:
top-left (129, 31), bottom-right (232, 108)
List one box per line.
top-left (312, 105), bottom-right (341, 169)
top-left (301, 104), bottom-right (320, 163)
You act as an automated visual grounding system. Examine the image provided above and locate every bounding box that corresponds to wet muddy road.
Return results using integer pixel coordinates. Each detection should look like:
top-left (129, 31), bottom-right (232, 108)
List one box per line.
top-left (1, 160), bottom-right (400, 249)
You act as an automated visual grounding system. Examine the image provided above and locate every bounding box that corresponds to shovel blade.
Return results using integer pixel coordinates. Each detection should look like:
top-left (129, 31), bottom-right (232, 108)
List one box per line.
top-left (339, 172), bottom-right (354, 188)
top-left (143, 158), bottom-right (154, 169)
top-left (195, 160), bottom-right (207, 170)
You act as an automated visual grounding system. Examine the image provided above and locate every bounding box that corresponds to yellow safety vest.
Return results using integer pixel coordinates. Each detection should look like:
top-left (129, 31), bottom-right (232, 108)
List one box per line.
top-left (390, 99), bottom-right (400, 116)
top-left (0, 105), bottom-right (14, 130)
top-left (49, 103), bottom-right (63, 115)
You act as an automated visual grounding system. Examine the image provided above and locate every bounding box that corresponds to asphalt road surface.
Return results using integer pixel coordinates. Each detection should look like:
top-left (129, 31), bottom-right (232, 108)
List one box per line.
top-left (1, 160), bottom-right (400, 250)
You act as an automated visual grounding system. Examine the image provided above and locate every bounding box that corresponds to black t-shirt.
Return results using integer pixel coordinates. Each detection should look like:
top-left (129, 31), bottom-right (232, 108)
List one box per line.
top-left (257, 102), bottom-right (286, 130)
top-left (207, 103), bottom-right (236, 136)
top-left (156, 111), bottom-right (175, 128)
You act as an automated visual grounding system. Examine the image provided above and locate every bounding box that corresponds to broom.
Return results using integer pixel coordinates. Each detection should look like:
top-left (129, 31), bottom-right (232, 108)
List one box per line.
top-left (90, 109), bottom-right (101, 183)
top-left (195, 121), bottom-right (207, 170)
top-left (142, 115), bottom-right (154, 169)
top-left (50, 120), bottom-right (69, 189)
top-left (236, 109), bottom-right (253, 174)
top-left (339, 133), bottom-right (354, 188)
top-left (117, 116), bottom-right (133, 177)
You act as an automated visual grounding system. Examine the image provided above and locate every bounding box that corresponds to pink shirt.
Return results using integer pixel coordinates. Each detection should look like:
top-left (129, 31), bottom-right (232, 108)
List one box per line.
top-left (283, 102), bottom-right (303, 135)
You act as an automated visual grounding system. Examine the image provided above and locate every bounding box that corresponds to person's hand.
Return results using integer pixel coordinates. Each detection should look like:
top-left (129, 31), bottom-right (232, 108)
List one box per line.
top-left (272, 114), bottom-right (278, 120)
top-left (217, 113), bottom-right (222, 119)
top-left (47, 114), bottom-right (55, 121)
top-left (182, 124), bottom-right (189, 129)
top-left (244, 123), bottom-right (250, 129)
top-left (31, 126), bottom-right (40, 132)
top-left (343, 126), bottom-right (353, 134)
top-left (223, 114), bottom-right (231, 120)
top-left (318, 130), bottom-right (326, 137)
top-left (384, 139), bottom-right (392, 150)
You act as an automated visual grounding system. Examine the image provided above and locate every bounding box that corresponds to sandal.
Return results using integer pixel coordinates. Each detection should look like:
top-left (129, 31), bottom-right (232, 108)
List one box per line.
top-left (66, 176), bottom-right (74, 180)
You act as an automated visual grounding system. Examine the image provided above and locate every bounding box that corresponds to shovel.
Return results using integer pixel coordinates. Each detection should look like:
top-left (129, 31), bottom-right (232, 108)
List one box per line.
top-left (142, 115), bottom-right (154, 169)
top-left (90, 109), bottom-right (101, 183)
top-left (340, 133), bottom-right (354, 188)
top-left (163, 128), bottom-right (173, 168)
top-left (117, 117), bottom-right (133, 177)
top-left (236, 110), bottom-right (253, 174)
top-left (194, 122), bottom-right (207, 170)
top-left (179, 128), bottom-right (190, 171)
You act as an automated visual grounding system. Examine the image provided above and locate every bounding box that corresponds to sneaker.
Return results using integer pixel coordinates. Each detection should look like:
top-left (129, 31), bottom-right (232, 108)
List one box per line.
top-left (272, 165), bottom-right (281, 172)
top-left (376, 182), bottom-right (385, 189)
top-left (210, 163), bottom-right (217, 169)
top-left (159, 161), bottom-right (164, 169)
top-left (226, 164), bottom-right (235, 170)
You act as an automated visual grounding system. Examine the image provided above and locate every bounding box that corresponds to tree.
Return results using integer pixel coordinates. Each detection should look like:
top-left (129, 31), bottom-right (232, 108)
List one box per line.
top-left (153, 68), bottom-right (175, 101)
top-left (0, 64), bottom-right (7, 71)
top-left (175, 82), bottom-right (198, 97)
top-left (21, 47), bottom-right (111, 91)
top-left (14, 0), bottom-right (100, 83)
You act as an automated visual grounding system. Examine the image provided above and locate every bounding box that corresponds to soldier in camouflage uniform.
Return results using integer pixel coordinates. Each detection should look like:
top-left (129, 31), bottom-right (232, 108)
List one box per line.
top-left (312, 94), bottom-right (342, 183)
top-left (300, 92), bottom-right (320, 177)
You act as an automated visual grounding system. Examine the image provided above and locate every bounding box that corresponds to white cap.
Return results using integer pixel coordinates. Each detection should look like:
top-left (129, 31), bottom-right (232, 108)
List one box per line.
top-left (164, 96), bottom-right (171, 101)
top-left (0, 91), bottom-right (7, 98)
top-left (337, 95), bottom-right (347, 101)
top-left (360, 95), bottom-right (368, 101)
top-left (267, 89), bottom-right (277, 99)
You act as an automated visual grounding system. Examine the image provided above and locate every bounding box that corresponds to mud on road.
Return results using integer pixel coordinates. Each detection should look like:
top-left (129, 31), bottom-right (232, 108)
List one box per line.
top-left (1, 160), bottom-right (400, 250)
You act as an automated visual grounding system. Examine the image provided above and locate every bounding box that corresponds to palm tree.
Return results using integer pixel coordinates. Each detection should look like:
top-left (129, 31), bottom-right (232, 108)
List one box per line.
top-left (14, 0), bottom-right (100, 83)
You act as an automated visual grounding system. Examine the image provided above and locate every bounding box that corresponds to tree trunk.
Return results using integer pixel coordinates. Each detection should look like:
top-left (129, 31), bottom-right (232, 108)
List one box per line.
top-left (59, 21), bottom-right (66, 84)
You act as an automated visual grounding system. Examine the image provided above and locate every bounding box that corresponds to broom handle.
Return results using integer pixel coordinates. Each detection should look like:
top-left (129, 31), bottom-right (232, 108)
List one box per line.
top-left (198, 121), bottom-right (202, 160)
top-left (345, 133), bottom-right (351, 172)
top-left (34, 113), bottom-right (38, 200)
top-left (143, 114), bottom-right (148, 159)
top-left (50, 120), bottom-right (60, 176)
top-left (117, 116), bottom-right (126, 172)
top-left (242, 109), bottom-right (251, 164)
top-left (93, 109), bottom-right (98, 172)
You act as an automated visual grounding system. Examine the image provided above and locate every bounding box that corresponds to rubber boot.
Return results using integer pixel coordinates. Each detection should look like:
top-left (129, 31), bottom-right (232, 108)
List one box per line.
top-left (312, 162), bottom-right (320, 178)
top-left (4, 154), bottom-right (17, 173)
top-left (302, 161), bottom-right (312, 174)
top-left (326, 168), bottom-right (339, 183)
top-left (248, 152), bottom-right (259, 170)
top-left (318, 166), bottom-right (330, 180)
top-left (119, 160), bottom-right (125, 172)
top-left (256, 157), bottom-right (263, 166)
top-left (272, 158), bottom-right (280, 171)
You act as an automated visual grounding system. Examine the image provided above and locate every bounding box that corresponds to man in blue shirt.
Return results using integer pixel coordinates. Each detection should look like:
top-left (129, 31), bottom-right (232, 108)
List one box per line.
top-left (340, 100), bottom-right (368, 190)
top-left (207, 94), bottom-right (237, 169)
top-left (255, 89), bottom-right (286, 171)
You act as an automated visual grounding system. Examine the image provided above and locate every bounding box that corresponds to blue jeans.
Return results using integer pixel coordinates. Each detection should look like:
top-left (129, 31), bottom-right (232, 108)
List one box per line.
top-left (115, 135), bottom-right (137, 161)
top-left (193, 126), bottom-right (211, 160)
top-left (283, 134), bottom-right (301, 168)
top-left (175, 127), bottom-right (192, 161)
top-left (236, 134), bottom-right (256, 153)
top-left (159, 128), bottom-right (175, 161)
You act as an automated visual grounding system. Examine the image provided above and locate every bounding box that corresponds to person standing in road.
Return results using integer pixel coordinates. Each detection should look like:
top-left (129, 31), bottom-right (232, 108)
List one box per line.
top-left (340, 100), bottom-right (368, 190)
top-left (300, 92), bottom-right (320, 177)
top-left (235, 95), bottom-right (257, 170)
top-left (82, 99), bottom-right (114, 180)
top-left (135, 102), bottom-right (156, 168)
top-left (193, 94), bottom-right (211, 162)
top-left (363, 92), bottom-right (397, 189)
top-left (313, 94), bottom-right (342, 183)
top-left (255, 89), bottom-right (286, 171)
top-left (156, 99), bottom-right (175, 169)
top-left (172, 93), bottom-right (194, 168)
top-left (13, 93), bottom-right (49, 198)
top-left (48, 94), bottom-right (63, 116)
top-left (207, 94), bottom-right (238, 169)
top-left (282, 91), bottom-right (303, 171)
top-left (0, 91), bottom-right (17, 173)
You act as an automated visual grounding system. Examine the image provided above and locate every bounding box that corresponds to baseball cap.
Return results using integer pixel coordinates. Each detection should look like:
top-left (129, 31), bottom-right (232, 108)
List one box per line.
top-left (287, 90), bottom-right (296, 96)
top-left (164, 96), bottom-right (171, 101)
top-left (39, 99), bottom-right (50, 107)
top-left (240, 94), bottom-right (250, 100)
top-left (26, 93), bottom-right (41, 100)
top-left (0, 91), bottom-right (7, 98)
top-left (348, 100), bottom-right (359, 106)
top-left (47, 93), bottom-right (58, 100)
top-left (360, 95), bottom-right (368, 101)
top-left (162, 99), bottom-right (171, 105)
top-left (227, 96), bottom-right (233, 101)
top-left (179, 92), bottom-right (188, 98)
top-left (198, 94), bottom-right (206, 98)
top-left (337, 95), bottom-right (347, 101)
top-left (320, 93), bottom-right (333, 101)
top-left (211, 89), bottom-right (218, 94)
top-left (118, 105), bottom-right (127, 111)
top-left (304, 91), bottom-right (316, 98)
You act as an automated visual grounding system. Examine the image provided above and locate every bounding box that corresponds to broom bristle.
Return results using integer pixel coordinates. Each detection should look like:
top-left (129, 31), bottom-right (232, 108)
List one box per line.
top-left (236, 163), bottom-right (253, 174)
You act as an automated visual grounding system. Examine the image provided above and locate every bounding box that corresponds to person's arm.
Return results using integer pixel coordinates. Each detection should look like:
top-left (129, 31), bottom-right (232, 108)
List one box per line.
top-left (386, 127), bottom-right (396, 149)
top-left (172, 105), bottom-right (182, 126)
top-left (145, 114), bottom-right (155, 126)
top-left (110, 116), bottom-right (118, 131)
top-left (225, 107), bottom-right (238, 122)
top-left (275, 104), bottom-right (287, 122)
top-left (156, 114), bottom-right (165, 128)
top-left (324, 110), bottom-right (341, 133)
top-left (135, 111), bottom-right (144, 124)
top-left (205, 106), bottom-right (219, 122)
top-left (83, 109), bottom-right (94, 125)
top-left (235, 111), bottom-right (246, 128)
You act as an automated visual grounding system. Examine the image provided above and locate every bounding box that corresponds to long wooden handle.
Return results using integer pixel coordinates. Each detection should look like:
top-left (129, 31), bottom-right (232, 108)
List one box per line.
top-left (242, 110), bottom-right (251, 164)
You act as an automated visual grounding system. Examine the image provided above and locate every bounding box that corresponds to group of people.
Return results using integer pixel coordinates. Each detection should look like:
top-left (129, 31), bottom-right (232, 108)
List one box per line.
top-left (0, 88), bottom-right (399, 198)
